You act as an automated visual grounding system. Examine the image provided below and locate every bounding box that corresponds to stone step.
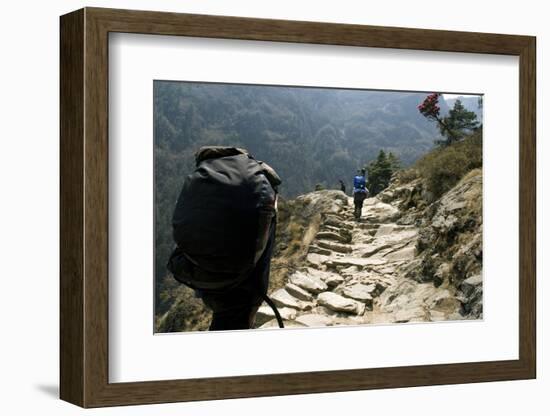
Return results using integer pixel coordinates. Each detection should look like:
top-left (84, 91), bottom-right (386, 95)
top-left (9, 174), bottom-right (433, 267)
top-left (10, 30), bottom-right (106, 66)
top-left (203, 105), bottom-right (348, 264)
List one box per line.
top-left (375, 223), bottom-right (417, 237)
top-left (322, 216), bottom-right (354, 230)
top-left (255, 306), bottom-right (297, 326)
top-left (289, 271), bottom-right (328, 294)
top-left (383, 244), bottom-right (416, 262)
top-left (304, 267), bottom-right (345, 288)
top-left (327, 256), bottom-right (387, 270)
top-left (316, 231), bottom-right (352, 244)
top-left (340, 284), bottom-right (375, 310)
top-left (320, 224), bottom-right (339, 233)
top-left (308, 245), bottom-right (332, 256)
top-left (355, 222), bottom-right (383, 230)
top-left (323, 212), bottom-right (347, 221)
top-left (317, 292), bottom-right (365, 315)
top-left (316, 240), bottom-right (353, 254)
top-left (306, 253), bottom-right (331, 269)
top-left (285, 282), bottom-right (315, 302)
top-left (271, 288), bottom-right (314, 311)
top-left (359, 243), bottom-right (394, 257)
top-left (295, 313), bottom-right (333, 327)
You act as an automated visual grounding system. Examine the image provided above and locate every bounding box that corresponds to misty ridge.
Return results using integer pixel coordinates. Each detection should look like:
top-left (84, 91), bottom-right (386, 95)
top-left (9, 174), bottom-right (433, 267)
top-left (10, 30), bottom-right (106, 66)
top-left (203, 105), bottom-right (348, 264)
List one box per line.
top-left (154, 81), bottom-right (480, 200)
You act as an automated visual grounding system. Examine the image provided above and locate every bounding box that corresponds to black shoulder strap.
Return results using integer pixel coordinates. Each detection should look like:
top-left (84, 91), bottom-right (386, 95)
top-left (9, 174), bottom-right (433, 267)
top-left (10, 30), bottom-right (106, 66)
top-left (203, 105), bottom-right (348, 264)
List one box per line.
top-left (260, 292), bottom-right (284, 328)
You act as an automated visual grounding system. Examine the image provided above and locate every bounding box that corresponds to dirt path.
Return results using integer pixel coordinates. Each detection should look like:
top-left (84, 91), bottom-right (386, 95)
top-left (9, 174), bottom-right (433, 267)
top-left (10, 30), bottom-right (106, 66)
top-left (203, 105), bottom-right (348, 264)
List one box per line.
top-left (256, 196), bottom-right (465, 329)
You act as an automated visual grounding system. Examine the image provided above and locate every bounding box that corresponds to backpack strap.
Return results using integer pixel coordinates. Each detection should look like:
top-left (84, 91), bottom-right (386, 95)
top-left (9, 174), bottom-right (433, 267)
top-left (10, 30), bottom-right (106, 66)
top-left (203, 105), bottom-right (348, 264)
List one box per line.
top-left (260, 292), bottom-right (285, 328)
top-left (257, 160), bottom-right (282, 189)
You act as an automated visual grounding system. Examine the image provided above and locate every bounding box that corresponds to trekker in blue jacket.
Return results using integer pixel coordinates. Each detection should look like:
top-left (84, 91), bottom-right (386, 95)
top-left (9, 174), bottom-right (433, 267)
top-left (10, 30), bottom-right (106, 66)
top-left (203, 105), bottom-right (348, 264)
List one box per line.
top-left (353, 169), bottom-right (369, 220)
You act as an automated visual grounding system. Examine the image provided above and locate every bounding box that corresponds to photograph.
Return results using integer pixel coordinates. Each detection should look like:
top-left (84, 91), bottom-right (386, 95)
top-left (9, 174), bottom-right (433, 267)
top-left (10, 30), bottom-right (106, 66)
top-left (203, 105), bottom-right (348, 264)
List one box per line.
top-left (154, 81), bottom-right (484, 333)
top-left (53, 5), bottom-right (538, 409)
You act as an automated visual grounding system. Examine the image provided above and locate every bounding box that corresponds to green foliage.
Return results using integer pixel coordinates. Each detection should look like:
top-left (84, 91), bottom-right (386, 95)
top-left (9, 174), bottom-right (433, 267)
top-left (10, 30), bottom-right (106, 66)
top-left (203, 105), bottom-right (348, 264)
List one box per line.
top-left (418, 94), bottom-right (480, 146)
top-left (414, 130), bottom-right (482, 198)
top-left (365, 150), bottom-right (401, 195)
top-left (435, 99), bottom-right (479, 145)
top-left (315, 183), bottom-right (325, 191)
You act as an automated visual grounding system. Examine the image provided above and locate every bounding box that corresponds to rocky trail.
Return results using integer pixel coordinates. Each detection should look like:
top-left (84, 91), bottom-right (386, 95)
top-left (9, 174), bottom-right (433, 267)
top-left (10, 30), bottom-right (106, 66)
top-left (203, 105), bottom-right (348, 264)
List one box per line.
top-left (256, 194), bottom-right (469, 329)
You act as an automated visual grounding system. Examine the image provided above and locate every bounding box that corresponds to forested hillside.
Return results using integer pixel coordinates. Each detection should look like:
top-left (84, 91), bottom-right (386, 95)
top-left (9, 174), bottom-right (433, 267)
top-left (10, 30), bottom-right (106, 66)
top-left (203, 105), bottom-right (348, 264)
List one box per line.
top-left (154, 82), bottom-right (449, 197)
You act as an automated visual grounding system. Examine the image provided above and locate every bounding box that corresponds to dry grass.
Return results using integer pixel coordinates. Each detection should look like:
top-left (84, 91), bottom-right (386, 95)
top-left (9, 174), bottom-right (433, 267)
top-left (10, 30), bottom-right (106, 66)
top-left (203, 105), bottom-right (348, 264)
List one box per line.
top-left (414, 131), bottom-right (482, 199)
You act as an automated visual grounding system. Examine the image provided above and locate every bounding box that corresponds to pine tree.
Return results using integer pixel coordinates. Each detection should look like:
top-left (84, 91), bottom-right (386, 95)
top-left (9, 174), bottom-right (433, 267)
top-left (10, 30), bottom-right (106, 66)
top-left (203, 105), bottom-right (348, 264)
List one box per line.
top-left (418, 94), bottom-right (480, 146)
top-left (439, 100), bottom-right (479, 144)
top-left (365, 150), bottom-right (399, 196)
top-left (387, 151), bottom-right (401, 171)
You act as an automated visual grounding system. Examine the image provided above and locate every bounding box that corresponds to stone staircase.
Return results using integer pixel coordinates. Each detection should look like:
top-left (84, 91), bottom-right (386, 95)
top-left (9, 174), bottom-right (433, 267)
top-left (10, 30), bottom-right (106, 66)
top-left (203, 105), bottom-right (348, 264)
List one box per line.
top-left (256, 196), bottom-right (465, 329)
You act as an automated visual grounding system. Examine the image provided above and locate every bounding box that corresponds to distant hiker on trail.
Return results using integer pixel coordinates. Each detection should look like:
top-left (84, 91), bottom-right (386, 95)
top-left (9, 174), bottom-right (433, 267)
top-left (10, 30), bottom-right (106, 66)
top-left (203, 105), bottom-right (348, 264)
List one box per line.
top-left (353, 169), bottom-right (369, 220)
top-left (339, 179), bottom-right (346, 194)
top-left (167, 146), bottom-right (284, 331)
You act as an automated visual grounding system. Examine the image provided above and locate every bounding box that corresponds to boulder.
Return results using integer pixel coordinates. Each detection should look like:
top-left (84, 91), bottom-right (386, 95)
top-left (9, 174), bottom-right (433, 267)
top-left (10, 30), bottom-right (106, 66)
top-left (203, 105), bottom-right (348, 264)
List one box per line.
top-left (271, 289), bottom-right (313, 311)
top-left (285, 283), bottom-right (315, 302)
top-left (339, 265), bottom-right (360, 277)
top-left (341, 284), bottom-right (375, 308)
top-left (461, 274), bottom-right (483, 297)
top-left (305, 268), bottom-right (344, 288)
top-left (434, 262), bottom-right (451, 286)
top-left (306, 253), bottom-right (329, 268)
top-left (289, 271), bottom-right (328, 294)
top-left (459, 273), bottom-right (483, 318)
top-left (317, 292), bottom-right (364, 314)
top-left (432, 213), bottom-right (459, 232)
top-left (322, 273), bottom-right (345, 288)
top-left (364, 200), bottom-right (400, 222)
top-left (427, 290), bottom-right (462, 313)
top-left (255, 306), bottom-right (297, 326)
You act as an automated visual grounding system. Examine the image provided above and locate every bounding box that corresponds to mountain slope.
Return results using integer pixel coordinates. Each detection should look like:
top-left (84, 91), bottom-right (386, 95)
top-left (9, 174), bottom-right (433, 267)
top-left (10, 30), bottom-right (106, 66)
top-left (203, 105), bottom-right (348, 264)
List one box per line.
top-left (154, 83), bottom-right (450, 290)
top-left (156, 168), bottom-right (482, 332)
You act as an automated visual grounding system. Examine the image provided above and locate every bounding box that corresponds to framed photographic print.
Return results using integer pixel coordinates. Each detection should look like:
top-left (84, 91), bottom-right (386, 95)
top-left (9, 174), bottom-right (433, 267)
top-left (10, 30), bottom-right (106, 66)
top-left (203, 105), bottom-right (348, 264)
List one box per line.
top-left (60, 7), bottom-right (536, 408)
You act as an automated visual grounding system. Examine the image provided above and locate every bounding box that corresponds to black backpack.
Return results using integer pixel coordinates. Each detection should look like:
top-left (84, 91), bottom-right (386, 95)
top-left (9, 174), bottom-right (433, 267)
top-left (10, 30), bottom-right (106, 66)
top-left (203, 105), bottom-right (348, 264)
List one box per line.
top-left (167, 146), bottom-right (281, 296)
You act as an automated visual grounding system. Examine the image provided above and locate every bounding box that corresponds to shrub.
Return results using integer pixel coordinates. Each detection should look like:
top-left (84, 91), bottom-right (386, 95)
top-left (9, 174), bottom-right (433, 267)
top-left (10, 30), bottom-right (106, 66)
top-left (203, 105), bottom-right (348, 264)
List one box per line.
top-left (414, 131), bottom-right (482, 198)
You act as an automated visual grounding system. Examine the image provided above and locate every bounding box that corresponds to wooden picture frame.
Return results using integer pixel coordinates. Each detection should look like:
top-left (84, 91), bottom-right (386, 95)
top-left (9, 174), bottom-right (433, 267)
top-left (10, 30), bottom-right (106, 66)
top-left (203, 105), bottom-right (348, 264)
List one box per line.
top-left (60, 7), bottom-right (536, 408)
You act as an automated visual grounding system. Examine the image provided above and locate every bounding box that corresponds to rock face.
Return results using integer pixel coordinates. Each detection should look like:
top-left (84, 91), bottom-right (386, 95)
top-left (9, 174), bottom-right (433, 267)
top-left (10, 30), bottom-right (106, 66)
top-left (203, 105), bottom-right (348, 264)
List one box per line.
top-left (255, 170), bottom-right (483, 330)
